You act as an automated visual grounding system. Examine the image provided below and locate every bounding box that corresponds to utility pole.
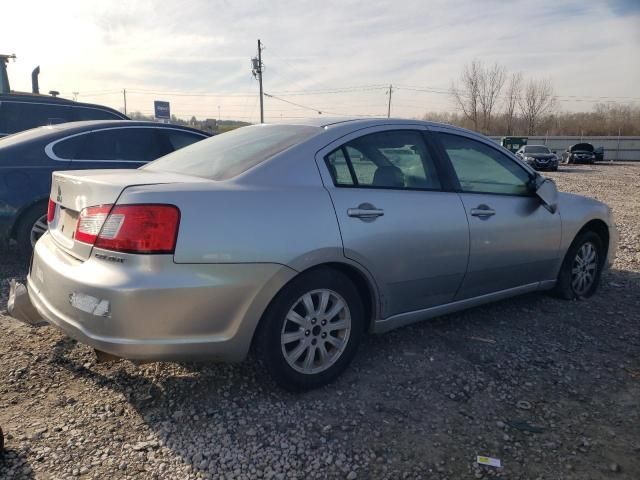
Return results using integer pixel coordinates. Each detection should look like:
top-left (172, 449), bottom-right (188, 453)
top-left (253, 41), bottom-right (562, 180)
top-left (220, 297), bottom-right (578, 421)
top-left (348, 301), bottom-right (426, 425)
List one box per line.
top-left (123, 89), bottom-right (127, 116)
top-left (252, 39), bottom-right (265, 123)
top-left (387, 84), bottom-right (393, 118)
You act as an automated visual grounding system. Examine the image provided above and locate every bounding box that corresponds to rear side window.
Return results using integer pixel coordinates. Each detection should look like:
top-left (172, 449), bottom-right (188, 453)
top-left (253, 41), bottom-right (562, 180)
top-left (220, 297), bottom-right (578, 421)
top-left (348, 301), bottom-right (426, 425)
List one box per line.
top-left (144, 125), bottom-right (320, 180)
top-left (0, 102), bottom-right (75, 134)
top-left (54, 128), bottom-right (161, 162)
top-left (324, 130), bottom-right (441, 190)
top-left (73, 107), bottom-right (124, 121)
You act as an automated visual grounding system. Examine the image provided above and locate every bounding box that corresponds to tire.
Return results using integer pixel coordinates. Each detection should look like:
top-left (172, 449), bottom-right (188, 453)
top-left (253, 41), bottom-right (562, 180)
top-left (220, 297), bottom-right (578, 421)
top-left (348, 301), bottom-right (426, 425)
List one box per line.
top-left (255, 267), bottom-right (364, 391)
top-left (553, 230), bottom-right (604, 300)
top-left (15, 204), bottom-right (48, 256)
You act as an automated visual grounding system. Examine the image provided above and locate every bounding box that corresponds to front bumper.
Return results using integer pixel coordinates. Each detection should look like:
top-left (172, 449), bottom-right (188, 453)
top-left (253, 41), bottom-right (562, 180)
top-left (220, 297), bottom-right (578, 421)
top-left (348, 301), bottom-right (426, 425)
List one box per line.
top-left (22, 233), bottom-right (296, 362)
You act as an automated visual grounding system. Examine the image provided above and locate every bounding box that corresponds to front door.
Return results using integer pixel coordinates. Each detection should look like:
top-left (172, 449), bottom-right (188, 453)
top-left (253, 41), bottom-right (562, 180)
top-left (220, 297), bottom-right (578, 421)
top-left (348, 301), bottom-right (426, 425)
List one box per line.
top-left (435, 131), bottom-right (562, 299)
top-left (317, 127), bottom-right (470, 318)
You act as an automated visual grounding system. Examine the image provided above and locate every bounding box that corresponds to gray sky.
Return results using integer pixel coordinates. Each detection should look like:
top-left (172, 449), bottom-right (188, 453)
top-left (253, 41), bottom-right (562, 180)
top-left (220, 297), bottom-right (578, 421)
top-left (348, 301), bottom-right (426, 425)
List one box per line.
top-left (2, 0), bottom-right (639, 122)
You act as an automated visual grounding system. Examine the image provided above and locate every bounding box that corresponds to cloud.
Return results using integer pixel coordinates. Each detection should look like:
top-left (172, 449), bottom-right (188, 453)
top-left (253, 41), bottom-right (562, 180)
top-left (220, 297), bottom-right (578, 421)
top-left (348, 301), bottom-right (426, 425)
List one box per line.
top-left (1, 0), bottom-right (638, 121)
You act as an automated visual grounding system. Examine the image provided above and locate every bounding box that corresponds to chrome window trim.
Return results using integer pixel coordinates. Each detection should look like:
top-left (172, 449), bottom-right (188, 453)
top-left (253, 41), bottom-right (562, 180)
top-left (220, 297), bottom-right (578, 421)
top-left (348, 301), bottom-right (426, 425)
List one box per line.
top-left (44, 126), bottom-right (208, 163)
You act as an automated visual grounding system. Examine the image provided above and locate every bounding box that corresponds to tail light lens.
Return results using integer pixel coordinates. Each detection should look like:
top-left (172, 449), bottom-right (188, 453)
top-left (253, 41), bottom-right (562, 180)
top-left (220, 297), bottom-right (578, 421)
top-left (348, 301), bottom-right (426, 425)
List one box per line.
top-left (75, 204), bottom-right (180, 254)
top-left (47, 198), bottom-right (56, 223)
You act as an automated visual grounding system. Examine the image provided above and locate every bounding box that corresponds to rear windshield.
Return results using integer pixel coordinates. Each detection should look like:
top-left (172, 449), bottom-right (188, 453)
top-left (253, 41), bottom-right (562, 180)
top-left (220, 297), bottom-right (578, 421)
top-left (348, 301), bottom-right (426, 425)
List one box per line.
top-left (524, 146), bottom-right (550, 153)
top-left (143, 124), bottom-right (320, 180)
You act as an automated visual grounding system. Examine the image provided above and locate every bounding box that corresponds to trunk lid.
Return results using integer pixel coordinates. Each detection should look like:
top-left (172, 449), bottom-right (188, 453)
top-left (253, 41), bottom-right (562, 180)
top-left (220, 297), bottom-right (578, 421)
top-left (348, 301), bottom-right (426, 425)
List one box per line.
top-left (48, 169), bottom-right (209, 260)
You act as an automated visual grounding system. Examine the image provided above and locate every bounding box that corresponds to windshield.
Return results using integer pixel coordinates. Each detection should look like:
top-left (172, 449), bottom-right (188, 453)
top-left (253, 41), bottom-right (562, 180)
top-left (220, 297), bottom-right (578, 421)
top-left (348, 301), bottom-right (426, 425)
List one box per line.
top-left (143, 124), bottom-right (320, 180)
top-left (524, 146), bottom-right (551, 154)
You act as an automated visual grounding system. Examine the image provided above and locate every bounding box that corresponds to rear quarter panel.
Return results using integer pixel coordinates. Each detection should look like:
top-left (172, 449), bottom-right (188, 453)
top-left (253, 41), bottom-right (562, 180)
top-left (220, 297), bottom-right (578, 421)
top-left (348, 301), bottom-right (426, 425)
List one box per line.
top-left (117, 182), bottom-right (344, 268)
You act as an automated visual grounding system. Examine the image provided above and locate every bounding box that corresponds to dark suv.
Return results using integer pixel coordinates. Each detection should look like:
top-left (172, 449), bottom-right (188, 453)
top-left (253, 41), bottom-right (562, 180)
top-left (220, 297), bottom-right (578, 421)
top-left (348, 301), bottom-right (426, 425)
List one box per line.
top-left (0, 93), bottom-right (127, 138)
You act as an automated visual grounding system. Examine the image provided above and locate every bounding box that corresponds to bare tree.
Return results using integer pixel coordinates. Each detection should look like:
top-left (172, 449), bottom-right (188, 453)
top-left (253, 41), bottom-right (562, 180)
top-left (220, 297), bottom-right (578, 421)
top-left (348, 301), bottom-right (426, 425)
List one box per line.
top-left (518, 78), bottom-right (555, 135)
top-left (478, 63), bottom-right (506, 132)
top-left (450, 60), bottom-right (482, 130)
top-left (504, 72), bottom-right (522, 135)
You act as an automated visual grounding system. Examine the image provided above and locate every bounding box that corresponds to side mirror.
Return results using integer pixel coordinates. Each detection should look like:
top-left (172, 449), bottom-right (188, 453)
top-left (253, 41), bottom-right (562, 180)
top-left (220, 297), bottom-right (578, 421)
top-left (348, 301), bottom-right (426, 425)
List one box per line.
top-left (535, 177), bottom-right (558, 213)
top-left (552, 150), bottom-right (557, 154)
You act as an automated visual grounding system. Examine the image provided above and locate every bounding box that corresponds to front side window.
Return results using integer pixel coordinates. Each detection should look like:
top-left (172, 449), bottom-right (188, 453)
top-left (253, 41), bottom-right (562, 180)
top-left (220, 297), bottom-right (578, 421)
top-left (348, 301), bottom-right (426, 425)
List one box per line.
top-left (324, 130), bottom-right (441, 190)
top-left (438, 133), bottom-right (531, 195)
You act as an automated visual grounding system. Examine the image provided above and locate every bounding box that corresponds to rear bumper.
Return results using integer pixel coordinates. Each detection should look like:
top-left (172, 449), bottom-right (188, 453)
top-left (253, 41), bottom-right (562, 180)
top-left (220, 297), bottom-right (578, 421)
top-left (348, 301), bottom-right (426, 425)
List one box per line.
top-left (26, 233), bottom-right (296, 362)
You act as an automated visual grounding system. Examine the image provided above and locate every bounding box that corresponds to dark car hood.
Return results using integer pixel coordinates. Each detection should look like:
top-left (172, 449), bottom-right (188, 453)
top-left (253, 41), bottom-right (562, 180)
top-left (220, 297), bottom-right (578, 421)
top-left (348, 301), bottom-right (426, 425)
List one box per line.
top-left (527, 153), bottom-right (556, 159)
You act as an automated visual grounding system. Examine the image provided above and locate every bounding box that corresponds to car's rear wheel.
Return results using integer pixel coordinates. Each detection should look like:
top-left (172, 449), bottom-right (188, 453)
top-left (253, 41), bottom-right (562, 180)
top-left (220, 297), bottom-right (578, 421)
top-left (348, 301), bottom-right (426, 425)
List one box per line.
top-left (553, 231), bottom-right (604, 299)
top-left (255, 267), bottom-right (364, 391)
top-left (16, 205), bottom-right (48, 255)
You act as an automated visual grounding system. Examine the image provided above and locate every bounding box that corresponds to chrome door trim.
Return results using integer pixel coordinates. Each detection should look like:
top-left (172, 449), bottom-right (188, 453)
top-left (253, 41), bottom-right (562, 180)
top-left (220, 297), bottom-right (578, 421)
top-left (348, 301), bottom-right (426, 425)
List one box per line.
top-left (373, 282), bottom-right (543, 333)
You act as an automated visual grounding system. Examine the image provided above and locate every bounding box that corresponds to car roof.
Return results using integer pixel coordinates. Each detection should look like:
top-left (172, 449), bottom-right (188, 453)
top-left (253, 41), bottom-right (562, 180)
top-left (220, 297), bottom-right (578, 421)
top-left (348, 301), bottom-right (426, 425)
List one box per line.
top-left (0, 120), bottom-right (210, 147)
top-left (0, 92), bottom-right (128, 118)
top-left (276, 117), bottom-right (482, 136)
top-left (40, 120), bottom-right (210, 135)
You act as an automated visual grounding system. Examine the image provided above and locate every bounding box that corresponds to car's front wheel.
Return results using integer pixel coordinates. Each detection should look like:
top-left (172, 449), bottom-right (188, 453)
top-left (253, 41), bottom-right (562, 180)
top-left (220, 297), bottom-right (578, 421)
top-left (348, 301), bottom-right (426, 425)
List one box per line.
top-left (553, 230), bottom-right (604, 299)
top-left (255, 267), bottom-right (364, 391)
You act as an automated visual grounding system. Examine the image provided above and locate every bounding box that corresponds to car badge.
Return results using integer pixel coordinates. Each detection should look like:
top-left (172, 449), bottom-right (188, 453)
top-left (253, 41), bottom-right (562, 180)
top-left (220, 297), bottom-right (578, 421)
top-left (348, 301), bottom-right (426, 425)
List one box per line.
top-left (56, 186), bottom-right (62, 203)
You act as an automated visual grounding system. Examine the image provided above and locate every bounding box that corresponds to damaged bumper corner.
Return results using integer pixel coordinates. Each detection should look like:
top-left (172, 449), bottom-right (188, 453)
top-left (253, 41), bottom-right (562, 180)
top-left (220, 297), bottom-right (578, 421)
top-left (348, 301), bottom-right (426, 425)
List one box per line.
top-left (6, 280), bottom-right (46, 326)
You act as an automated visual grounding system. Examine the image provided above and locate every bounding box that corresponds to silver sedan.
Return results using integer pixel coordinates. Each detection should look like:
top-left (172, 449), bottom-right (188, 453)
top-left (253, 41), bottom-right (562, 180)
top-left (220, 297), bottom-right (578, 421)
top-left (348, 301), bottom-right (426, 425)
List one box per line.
top-left (10, 119), bottom-right (617, 390)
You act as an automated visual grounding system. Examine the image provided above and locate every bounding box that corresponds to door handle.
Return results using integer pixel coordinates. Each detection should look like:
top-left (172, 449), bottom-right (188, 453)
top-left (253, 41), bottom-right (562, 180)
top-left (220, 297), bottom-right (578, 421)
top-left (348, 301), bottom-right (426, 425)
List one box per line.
top-left (347, 207), bottom-right (384, 219)
top-left (470, 205), bottom-right (496, 217)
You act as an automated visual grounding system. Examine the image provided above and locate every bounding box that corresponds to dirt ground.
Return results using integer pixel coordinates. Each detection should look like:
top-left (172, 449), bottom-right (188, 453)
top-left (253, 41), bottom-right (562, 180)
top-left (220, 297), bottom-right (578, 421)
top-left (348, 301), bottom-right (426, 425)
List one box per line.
top-left (0, 162), bottom-right (639, 480)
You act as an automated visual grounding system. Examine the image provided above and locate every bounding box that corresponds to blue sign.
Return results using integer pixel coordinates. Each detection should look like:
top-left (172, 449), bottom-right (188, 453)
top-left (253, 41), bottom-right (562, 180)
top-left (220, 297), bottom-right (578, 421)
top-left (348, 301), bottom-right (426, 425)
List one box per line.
top-left (154, 101), bottom-right (170, 119)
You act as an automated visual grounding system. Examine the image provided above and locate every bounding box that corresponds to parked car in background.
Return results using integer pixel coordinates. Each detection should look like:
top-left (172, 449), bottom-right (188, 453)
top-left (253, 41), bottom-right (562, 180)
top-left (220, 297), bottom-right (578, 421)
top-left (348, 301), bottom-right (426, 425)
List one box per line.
top-left (9, 118), bottom-right (617, 391)
top-left (0, 120), bottom-right (210, 252)
top-left (501, 136), bottom-right (528, 153)
top-left (561, 143), bottom-right (596, 164)
top-left (0, 92), bottom-right (127, 138)
top-left (515, 145), bottom-right (559, 171)
top-left (594, 146), bottom-right (605, 162)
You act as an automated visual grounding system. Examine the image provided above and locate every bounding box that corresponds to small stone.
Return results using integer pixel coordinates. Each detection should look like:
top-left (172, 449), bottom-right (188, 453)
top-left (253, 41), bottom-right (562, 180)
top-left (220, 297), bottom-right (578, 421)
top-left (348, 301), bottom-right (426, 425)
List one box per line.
top-left (347, 472), bottom-right (357, 480)
top-left (609, 463), bottom-right (621, 472)
top-left (516, 400), bottom-right (532, 410)
top-left (496, 421), bottom-right (505, 429)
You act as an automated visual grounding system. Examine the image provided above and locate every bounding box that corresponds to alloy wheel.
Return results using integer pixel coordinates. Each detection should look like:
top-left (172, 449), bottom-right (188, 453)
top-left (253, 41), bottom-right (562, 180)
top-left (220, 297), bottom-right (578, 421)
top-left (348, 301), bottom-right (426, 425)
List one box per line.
top-left (571, 241), bottom-right (598, 296)
top-left (30, 214), bottom-right (48, 247)
top-left (280, 289), bottom-right (351, 375)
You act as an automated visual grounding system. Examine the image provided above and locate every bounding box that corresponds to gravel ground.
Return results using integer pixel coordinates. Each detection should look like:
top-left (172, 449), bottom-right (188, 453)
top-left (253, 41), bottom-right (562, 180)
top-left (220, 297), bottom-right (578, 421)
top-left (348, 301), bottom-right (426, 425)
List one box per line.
top-left (1, 162), bottom-right (639, 480)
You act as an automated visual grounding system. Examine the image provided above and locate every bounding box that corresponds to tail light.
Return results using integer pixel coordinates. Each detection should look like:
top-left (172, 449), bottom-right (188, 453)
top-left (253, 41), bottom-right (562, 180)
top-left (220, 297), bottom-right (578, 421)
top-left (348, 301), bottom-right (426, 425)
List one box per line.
top-left (75, 204), bottom-right (180, 254)
top-left (47, 198), bottom-right (56, 223)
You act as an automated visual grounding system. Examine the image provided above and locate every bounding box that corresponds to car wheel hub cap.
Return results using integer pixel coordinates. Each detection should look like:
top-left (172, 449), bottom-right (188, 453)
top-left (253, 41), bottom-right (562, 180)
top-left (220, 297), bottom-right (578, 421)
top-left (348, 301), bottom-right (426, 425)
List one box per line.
top-left (571, 242), bottom-right (598, 296)
top-left (281, 289), bottom-right (351, 375)
top-left (30, 214), bottom-right (48, 247)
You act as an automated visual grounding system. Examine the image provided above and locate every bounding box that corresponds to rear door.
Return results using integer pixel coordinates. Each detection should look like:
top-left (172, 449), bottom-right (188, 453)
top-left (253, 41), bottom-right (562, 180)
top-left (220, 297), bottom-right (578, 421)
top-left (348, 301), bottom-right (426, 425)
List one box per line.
top-left (433, 129), bottom-right (562, 299)
top-left (316, 126), bottom-right (469, 318)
